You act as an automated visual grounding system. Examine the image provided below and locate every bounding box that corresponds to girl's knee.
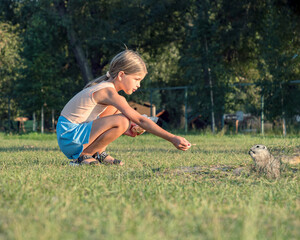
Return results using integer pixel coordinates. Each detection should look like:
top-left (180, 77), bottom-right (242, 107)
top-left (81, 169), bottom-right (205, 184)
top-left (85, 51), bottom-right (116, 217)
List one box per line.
top-left (117, 115), bottom-right (130, 131)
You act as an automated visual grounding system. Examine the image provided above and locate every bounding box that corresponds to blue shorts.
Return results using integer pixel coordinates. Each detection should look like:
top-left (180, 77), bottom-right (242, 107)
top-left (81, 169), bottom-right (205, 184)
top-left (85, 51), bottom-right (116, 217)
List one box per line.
top-left (56, 116), bottom-right (93, 159)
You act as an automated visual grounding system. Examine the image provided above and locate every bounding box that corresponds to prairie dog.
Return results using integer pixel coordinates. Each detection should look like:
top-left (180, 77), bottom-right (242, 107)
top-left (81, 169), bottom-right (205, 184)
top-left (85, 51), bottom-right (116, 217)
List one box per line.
top-left (249, 145), bottom-right (281, 179)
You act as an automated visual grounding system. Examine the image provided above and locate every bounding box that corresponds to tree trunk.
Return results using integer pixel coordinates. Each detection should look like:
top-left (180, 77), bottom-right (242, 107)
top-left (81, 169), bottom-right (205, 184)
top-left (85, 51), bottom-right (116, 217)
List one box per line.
top-left (55, 1), bottom-right (93, 84)
top-left (204, 36), bottom-right (215, 134)
top-left (201, 2), bottom-right (215, 134)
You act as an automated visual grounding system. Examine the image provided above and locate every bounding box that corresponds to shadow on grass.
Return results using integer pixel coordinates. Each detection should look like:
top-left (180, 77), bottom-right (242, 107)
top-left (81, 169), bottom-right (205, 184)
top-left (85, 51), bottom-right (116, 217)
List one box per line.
top-left (151, 164), bottom-right (299, 180)
top-left (111, 147), bottom-right (249, 155)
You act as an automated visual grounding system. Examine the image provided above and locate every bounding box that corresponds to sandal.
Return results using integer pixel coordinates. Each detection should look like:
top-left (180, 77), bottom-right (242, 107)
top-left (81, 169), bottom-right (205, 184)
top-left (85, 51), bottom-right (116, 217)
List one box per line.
top-left (93, 151), bottom-right (123, 165)
top-left (70, 155), bottom-right (99, 166)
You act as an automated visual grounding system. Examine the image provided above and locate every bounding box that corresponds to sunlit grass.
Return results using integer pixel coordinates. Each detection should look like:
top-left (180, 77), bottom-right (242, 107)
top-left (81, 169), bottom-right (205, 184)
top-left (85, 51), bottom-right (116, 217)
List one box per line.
top-left (0, 133), bottom-right (299, 240)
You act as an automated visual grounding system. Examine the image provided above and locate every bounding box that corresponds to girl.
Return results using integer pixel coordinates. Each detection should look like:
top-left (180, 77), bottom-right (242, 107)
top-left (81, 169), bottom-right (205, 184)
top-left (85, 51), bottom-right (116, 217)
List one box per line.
top-left (56, 50), bottom-right (191, 165)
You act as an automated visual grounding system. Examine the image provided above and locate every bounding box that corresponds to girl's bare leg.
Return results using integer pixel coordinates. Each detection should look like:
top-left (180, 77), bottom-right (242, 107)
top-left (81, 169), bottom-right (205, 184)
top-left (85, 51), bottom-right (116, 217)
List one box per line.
top-left (80, 114), bottom-right (130, 164)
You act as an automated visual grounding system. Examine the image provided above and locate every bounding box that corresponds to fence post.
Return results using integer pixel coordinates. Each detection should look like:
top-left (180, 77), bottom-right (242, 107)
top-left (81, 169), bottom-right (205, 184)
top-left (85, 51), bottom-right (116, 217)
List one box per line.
top-left (282, 116), bottom-right (286, 137)
top-left (184, 87), bottom-right (188, 133)
top-left (221, 106), bottom-right (225, 129)
top-left (261, 88), bottom-right (264, 135)
top-left (52, 109), bottom-right (55, 131)
top-left (208, 69), bottom-right (215, 134)
top-left (150, 89), bottom-right (153, 117)
top-left (280, 83), bottom-right (286, 137)
top-left (33, 112), bottom-right (36, 131)
top-left (41, 105), bottom-right (44, 134)
top-left (8, 96), bottom-right (11, 132)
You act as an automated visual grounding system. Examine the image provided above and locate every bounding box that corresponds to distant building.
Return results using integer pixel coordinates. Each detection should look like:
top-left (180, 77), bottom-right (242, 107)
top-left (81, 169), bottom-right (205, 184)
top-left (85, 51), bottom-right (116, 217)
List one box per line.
top-left (129, 101), bottom-right (156, 116)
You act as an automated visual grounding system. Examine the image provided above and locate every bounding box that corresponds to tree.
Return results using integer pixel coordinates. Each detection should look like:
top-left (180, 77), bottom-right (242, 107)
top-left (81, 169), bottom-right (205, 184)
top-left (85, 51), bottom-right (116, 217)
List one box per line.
top-left (9, 1), bottom-right (83, 126)
top-left (1, 0), bottom-right (299, 132)
top-left (257, 0), bottom-right (300, 123)
top-left (0, 22), bottom-right (23, 129)
top-left (54, 0), bottom-right (94, 84)
top-left (179, 0), bottom-right (255, 130)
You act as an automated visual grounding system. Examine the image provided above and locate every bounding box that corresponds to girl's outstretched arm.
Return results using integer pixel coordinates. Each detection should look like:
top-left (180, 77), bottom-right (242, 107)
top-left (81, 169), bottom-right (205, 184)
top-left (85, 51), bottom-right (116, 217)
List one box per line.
top-left (94, 88), bottom-right (191, 151)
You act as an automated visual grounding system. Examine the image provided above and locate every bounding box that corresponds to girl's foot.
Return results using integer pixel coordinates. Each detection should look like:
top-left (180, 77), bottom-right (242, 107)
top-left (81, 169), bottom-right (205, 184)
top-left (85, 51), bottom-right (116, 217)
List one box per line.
top-left (93, 151), bottom-right (124, 166)
top-left (82, 157), bottom-right (99, 165)
top-left (75, 155), bottom-right (99, 165)
top-left (103, 155), bottom-right (124, 166)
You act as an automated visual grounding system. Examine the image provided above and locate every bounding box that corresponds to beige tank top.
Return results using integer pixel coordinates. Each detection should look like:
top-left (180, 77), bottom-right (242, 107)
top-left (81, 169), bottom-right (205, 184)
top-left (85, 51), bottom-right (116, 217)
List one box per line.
top-left (61, 81), bottom-right (115, 124)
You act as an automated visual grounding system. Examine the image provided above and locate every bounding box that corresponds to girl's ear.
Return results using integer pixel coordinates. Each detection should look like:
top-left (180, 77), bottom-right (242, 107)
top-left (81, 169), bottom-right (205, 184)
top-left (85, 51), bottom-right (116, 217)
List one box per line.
top-left (117, 71), bottom-right (125, 81)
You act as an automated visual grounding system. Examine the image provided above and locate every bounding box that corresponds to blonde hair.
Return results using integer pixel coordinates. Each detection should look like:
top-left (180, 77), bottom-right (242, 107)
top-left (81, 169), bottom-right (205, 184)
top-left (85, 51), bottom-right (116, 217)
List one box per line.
top-left (84, 50), bottom-right (147, 89)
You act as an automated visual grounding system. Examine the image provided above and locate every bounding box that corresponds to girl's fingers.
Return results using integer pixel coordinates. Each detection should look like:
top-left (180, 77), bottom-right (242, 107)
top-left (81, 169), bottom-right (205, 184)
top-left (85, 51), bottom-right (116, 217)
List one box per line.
top-left (178, 145), bottom-right (189, 150)
top-left (137, 130), bottom-right (146, 135)
top-left (181, 142), bottom-right (191, 147)
top-left (179, 142), bottom-right (192, 150)
top-left (173, 136), bottom-right (191, 150)
top-left (127, 129), bottom-right (137, 137)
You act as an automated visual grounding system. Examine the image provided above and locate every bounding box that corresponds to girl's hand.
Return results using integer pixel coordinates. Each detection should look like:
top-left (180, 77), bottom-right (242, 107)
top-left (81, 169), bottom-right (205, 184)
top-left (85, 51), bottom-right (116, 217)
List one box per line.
top-left (131, 125), bottom-right (146, 135)
top-left (171, 136), bottom-right (191, 151)
top-left (123, 122), bottom-right (138, 137)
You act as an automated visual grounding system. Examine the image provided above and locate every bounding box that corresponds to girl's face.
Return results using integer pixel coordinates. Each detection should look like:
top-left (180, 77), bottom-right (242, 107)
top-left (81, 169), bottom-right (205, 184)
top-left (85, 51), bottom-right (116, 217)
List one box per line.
top-left (119, 71), bottom-right (147, 95)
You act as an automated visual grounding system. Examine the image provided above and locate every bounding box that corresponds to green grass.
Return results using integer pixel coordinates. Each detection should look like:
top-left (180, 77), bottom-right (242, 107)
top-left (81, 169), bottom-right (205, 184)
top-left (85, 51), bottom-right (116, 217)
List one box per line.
top-left (0, 133), bottom-right (299, 240)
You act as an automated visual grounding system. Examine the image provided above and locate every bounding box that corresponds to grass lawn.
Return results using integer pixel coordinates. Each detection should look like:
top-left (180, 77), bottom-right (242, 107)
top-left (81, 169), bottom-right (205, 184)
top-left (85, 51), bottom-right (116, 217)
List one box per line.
top-left (0, 132), bottom-right (299, 240)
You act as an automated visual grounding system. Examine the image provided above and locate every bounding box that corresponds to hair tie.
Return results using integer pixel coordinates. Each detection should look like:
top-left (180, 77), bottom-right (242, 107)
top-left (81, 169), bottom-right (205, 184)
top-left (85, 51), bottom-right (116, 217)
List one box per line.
top-left (106, 71), bottom-right (110, 78)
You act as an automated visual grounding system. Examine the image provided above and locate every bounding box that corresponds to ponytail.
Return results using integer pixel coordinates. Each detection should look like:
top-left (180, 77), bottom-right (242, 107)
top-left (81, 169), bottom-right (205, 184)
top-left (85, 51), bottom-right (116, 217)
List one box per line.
top-left (84, 75), bottom-right (108, 89)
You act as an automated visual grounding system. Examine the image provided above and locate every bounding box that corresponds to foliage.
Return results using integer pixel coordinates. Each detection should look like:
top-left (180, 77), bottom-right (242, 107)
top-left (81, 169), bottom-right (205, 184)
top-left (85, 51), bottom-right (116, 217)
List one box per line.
top-left (257, 0), bottom-right (300, 119)
top-left (0, 0), bottom-right (299, 130)
top-left (0, 21), bottom-right (23, 121)
top-left (179, 0), bottom-right (268, 125)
